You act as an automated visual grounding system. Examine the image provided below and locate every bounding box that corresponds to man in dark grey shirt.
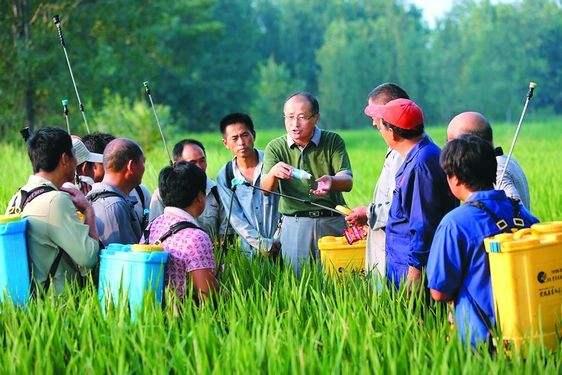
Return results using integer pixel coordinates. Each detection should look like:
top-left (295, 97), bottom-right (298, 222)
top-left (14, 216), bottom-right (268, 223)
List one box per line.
top-left (87, 138), bottom-right (146, 246)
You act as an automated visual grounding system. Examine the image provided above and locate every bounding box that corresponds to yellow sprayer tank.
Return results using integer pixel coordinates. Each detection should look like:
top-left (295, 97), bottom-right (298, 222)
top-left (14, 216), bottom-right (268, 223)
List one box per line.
top-left (318, 236), bottom-right (365, 275)
top-left (484, 221), bottom-right (562, 350)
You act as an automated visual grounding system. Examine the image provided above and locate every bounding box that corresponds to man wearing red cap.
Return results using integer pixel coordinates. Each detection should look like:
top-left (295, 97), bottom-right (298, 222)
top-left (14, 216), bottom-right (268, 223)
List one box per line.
top-left (364, 98), bottom-right (457, 288)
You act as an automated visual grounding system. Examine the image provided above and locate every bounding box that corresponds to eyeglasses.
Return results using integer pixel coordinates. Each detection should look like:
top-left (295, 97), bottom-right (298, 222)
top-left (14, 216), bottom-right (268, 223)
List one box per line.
top-left (283, 113), bottom-right (316, 122)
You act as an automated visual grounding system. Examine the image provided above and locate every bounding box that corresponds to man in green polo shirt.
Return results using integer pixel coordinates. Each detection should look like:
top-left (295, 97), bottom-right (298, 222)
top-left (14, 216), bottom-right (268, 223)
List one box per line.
top-left (261, 92), bottom-right (353, 274)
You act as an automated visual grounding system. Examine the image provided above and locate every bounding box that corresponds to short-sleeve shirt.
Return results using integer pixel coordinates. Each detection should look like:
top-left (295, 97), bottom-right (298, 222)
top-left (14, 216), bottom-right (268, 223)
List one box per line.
top-left (149, 178), bottom-right (228, 239)
top-left (216, 150), bottom-right (280, 254)
top-left (262, 127), bottom-right (352, 215)
top-left (385, 135), bottom-right (458, 286)
top-left (368, 149), bottom-right (404, 230)
top-left (88, 183), bottom-right (142, 246)
top-left (496, 153), bottom-right (530, 209)
top-left (427, 189), bottom-right (538, 346)
top-left (6, 175), bottom-right (100, 293)
top-left (144, 207), bottom-right (215, 298)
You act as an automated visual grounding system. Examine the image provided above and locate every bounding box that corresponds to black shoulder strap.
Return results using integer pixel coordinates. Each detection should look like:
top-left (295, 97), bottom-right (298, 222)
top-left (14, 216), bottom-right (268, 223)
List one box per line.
top-left (134, 185), bottom-right (146, 210)
top-left (87, 190), bottom-right (123, 203)
top-left (11, 185), bottom-right (82, 294)
top-left (210, 185), bottom-right (220, 205)
top-left (42, 250), bottom-right (64, 292)
top-left (10, 185), bottom-right (57, 213)
top-left (509, 198), bottom-right (525, 228)
top-left (465, 199), bottom-right (526, 234)
top-left (225, 161), bottom-right (234, 190)
top-left (144, 220), bottom-right (202, 245)
top-left (134, 186), bottom-right (150, 230)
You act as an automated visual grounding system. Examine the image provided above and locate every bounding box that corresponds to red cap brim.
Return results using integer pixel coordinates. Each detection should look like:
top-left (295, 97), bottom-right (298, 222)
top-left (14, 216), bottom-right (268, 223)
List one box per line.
top-left (364, 103), bottom-right (386, 119)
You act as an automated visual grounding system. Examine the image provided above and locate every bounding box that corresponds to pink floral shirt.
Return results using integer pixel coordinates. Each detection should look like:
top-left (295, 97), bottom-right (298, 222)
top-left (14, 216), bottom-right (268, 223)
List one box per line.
top-left (143, 207), bottom-right (215, 298)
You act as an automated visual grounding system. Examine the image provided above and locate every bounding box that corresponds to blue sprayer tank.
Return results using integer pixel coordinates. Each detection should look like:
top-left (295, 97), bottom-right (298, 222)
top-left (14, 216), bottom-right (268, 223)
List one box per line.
top-left (0, 214), bottom-right (30, 306)
top-left (98, 243), bottom-right (169, 319)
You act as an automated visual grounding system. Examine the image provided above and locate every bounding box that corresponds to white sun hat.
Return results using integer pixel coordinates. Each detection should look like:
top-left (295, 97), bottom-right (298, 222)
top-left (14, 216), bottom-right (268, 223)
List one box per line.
top-left (71, 136), bottom-right (103, 165)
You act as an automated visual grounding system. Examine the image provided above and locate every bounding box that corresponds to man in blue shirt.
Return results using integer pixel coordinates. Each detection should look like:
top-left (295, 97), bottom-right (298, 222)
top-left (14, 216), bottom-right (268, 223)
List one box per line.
top-left (216, 113), bottom-right (280, 257)
top-left (427, 135), bottom-right (538, 347)
top-left (364, 98), bottom-right (457, 287)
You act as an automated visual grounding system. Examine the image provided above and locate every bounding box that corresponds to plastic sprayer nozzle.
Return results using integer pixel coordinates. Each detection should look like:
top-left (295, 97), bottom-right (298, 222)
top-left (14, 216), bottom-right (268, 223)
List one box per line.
top-left (291, 168), bottom-right (312, 180)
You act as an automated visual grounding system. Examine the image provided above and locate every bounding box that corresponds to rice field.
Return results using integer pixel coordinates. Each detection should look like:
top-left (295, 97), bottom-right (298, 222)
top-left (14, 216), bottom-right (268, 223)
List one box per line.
top-left (0, 119), bottom-right (561, 372)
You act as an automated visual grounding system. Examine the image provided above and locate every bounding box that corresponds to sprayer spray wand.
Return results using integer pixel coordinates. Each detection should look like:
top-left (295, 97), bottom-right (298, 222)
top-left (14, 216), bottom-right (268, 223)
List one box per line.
top-left (143, 81), bottom-right (172, 164)
top-left (498, 82), bottom-right (537, 183)
top-left (61, 99), bottom-right (70, 134)
top-left (53, 15), bottom-right (90, 134)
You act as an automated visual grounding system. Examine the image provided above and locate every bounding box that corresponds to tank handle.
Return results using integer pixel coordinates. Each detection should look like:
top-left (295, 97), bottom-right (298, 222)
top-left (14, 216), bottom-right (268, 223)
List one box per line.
top-left (513, 228), bottom-right (533, 240)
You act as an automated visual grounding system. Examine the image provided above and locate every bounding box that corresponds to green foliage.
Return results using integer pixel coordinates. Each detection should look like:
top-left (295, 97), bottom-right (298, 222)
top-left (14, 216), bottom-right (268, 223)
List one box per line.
top-left (0, 121), bottom-right (561, 370)
top-left (1, 0), bottom-right (562, 132)
top-left (89, 92), bottom-right (178, 153)
top-left (0, 250), bottom-right (560, 371)
top-left (250, 57), bottom-right (305, 129)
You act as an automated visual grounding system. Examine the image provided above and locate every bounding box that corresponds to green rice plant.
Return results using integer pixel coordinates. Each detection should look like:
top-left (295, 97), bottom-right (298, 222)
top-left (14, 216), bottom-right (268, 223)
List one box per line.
top-left (0, 120), bottom-right (561, 372)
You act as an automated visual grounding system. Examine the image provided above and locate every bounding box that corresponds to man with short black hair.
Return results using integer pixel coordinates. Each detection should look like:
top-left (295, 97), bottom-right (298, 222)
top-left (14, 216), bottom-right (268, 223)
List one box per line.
top-left (149, 138), bottom-right (228, 242)
top-left (427, 135), bottom-right (538, 347)
top-left (6, 127), bottom-right (100, 293)
top-left (346, 83), bottom-right (409, 278)
top-left (447, 111), bottom-right (530, 208)
top-left (216, 113), bottom-right (280, 257)
top-left (87, 138), bottom-right (145, 245)
top-left (261, 92), bottom-right (353, 274)
top-left (364, 98), bottom-right (457, 287)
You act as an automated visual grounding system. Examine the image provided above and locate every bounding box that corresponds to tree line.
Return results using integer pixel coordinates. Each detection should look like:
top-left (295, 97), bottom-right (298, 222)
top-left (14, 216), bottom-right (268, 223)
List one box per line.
top-left (2, 0), bottom-right (561, 143)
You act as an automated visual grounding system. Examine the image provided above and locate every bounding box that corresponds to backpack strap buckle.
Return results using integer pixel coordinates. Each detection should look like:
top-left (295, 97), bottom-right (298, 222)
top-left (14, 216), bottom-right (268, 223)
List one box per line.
top-left (513, 217), bottom-right (525, 228)
top-left (496, 219), bottom-right (508, 231)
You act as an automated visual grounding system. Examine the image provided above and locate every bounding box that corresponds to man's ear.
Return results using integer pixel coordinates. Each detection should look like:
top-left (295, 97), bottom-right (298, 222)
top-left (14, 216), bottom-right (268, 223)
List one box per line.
top-left (390, 127), bottom-right (400, 142)
top-left (449, 175), bottom-right (463, 188)
top-left (60, 152), bottom-right (73, 168)
top-left (79, 162), bottom-right (89, 176)
top-left (222, 137), bottom-right (228, 148)
top-left (126, 159), bottom-right (135, 176)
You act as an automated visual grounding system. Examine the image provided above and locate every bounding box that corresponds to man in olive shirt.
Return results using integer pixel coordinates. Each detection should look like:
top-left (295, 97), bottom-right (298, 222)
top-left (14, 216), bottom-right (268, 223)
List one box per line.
top-left (261, 92), bottom-right (353, 274)
top-left (6, 127), bottom-right (100, 293)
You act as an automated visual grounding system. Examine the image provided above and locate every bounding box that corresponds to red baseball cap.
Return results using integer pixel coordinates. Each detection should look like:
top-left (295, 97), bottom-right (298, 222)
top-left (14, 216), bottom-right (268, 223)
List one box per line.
top-left (364, 98), bottom-right (424, 130)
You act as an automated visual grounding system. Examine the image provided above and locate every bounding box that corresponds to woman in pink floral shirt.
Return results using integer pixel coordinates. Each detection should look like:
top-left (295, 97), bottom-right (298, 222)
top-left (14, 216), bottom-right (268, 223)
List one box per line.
top-left (143, 161), bottom-right (217, 300)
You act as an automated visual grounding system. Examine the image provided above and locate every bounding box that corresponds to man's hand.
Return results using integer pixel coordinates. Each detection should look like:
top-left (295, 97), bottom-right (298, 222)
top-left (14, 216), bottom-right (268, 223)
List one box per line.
top-left (406, 266), bottom-right (422, 285)
top-left (310, 175), bottom-right (332, 197)
top-left (345, 206), bottom-right (368, 226)
top-left (60, 186), bottom-right (91, 213)
top-left (269, 162), bottom-right (293, 180)
top-left (269, 242), bottom-right (281, 257)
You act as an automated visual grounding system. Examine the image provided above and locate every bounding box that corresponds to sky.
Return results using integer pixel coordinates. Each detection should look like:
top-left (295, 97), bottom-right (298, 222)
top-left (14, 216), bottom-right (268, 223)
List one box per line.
top-left (407, 0), bottom-right (453, 27)
top-left (409, 0), bottom-right (515, 27)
